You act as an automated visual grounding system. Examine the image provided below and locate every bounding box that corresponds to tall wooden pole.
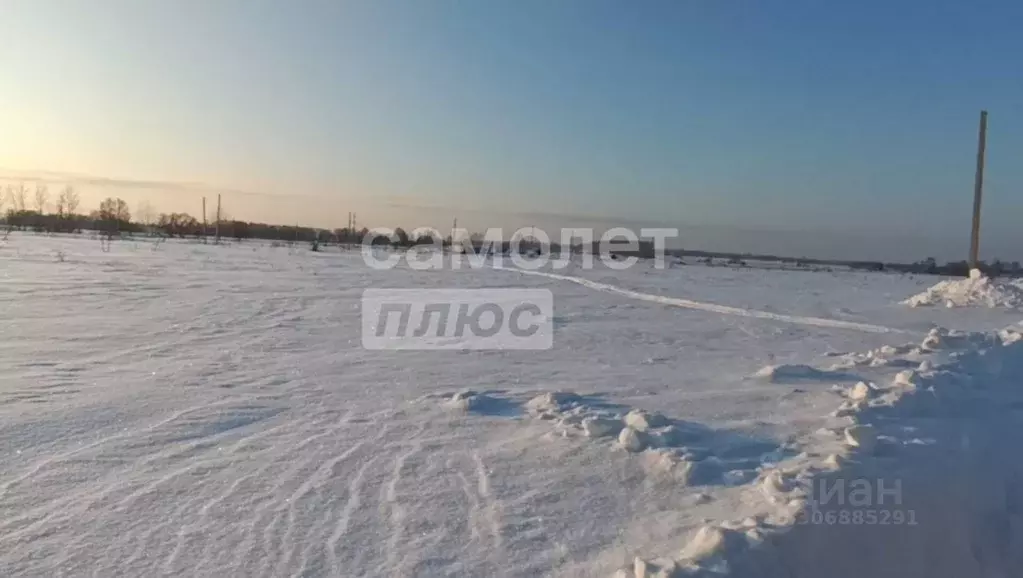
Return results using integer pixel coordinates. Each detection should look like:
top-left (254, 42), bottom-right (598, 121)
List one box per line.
top-left (215, 194), bottom-right (222, 245)
top-left (970, 110), bottom-right (988, 269)
top-left (202, 197), bottom-right (207, 244)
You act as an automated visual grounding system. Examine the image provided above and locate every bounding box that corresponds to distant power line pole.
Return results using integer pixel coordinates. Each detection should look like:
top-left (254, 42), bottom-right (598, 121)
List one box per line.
top-left (969, 110), bottom-right (988, 269)
top-left (202, 197), bottom-right (207, 244)
top-left (215, 194), bottom-right (222, 245)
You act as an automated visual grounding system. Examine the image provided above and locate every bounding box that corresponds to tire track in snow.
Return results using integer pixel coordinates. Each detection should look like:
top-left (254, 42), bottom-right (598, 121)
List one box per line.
top-left (455, 449), bottom-right (505, 570)
top-left (457, 467), bottom-right (483, 546)
top-left (503, 267), bottom-right (907, 334)
top-left (473, 450), bottom-right (504, 552)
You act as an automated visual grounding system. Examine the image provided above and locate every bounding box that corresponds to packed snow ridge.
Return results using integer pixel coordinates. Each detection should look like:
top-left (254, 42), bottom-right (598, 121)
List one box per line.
top-left (903, 268), bottom-right (1023, 308)
top-left (619, 326), bottom-right (1023, 578)
top-left (444, 390), bottom-right (786, 488)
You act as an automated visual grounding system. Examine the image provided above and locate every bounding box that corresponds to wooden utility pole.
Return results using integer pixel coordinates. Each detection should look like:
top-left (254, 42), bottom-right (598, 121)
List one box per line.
top-left (202, 197), bottom-right (207, 244)
top-left (215, 194), bottom-right (222, 245)
top-left (969, 110), bottom-right (988, 268)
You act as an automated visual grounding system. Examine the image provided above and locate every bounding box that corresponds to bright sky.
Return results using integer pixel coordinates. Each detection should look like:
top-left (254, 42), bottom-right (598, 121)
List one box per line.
top-left (2, 0), bottom-right (1021, 261)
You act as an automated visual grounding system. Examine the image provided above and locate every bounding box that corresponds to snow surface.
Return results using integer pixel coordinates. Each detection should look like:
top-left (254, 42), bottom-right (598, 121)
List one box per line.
top-left (3, 233), bottom-right (1023, 577)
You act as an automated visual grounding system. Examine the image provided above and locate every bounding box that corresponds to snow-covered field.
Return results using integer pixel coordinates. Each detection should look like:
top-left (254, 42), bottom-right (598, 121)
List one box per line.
top-left (2, 233), bottom-right (1022, 577)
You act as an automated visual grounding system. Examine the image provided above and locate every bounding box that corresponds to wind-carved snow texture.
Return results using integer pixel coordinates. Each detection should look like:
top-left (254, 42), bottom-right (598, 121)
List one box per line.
top-left (621, 326), bottom-right (1023, 578)
top-left (903, 268), bottom-right (1023, 308)
top-left (6, 233), bottom-right (1023, 578)
top-left (439, 390), bottom-right (790, 488)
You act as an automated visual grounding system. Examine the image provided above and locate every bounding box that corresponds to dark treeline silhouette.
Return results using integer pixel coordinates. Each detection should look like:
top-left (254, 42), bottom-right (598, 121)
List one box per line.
top-left (3, 185), bottom-right (1019, 278)
top-left (667, 250), bottom-right (1023, 278)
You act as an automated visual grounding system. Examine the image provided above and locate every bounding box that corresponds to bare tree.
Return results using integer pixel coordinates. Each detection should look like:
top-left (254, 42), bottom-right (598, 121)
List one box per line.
top-left (54, 191), bottom-right (66, 218)
top-left (7, 183), bottom-right (27, 212)
top-left (64, 186), bottom-right (80, 217)
top-left (33, 184), bottom-right (49, 214)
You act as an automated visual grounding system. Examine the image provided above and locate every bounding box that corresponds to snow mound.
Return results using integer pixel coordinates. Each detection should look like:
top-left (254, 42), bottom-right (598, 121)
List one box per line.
top-left (525, 391), bottom-right (584, 417)
top-left (753, 364), bottom-right (853, 383)
top-left (902, 269), bottom-right (1023, 308)
top-left (520, 393), bottom-right (783, 486)
top-left (437, 390), bottom-right (520, 416)
top-left (444, 389), bottom-right (485, 411)
top-left (753, 364), bottom-right (821, 381)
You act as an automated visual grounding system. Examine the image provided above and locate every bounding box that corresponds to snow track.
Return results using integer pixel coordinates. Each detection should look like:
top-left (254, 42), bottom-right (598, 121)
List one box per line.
top-left (504, 267), bottom-right (906, 334)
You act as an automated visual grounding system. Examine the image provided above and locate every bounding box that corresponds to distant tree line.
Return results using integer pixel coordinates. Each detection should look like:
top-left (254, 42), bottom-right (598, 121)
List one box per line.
top-left (898, 256), bottom-right (1022, 278)
top-left (2, 183), bottom-right (1019, 277)
top-left (672, 250), bottom-right (1023, 278)
top-left (0, 184), bottom-right (374, 242)
top-left (2, 184), bottom-right (98, 233)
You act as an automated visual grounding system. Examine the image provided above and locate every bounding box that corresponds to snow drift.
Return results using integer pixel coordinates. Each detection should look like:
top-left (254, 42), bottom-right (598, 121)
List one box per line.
top-left (622, 326), bottom-right (1023, 578)
top-left (441, 390), bottom-right (787, 488)
top-left (903, 269), bottom-right (1023, 308)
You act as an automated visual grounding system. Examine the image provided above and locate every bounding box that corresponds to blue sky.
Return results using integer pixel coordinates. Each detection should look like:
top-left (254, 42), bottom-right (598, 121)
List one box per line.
top-left (2, 0), bottom-right (1021, 261)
